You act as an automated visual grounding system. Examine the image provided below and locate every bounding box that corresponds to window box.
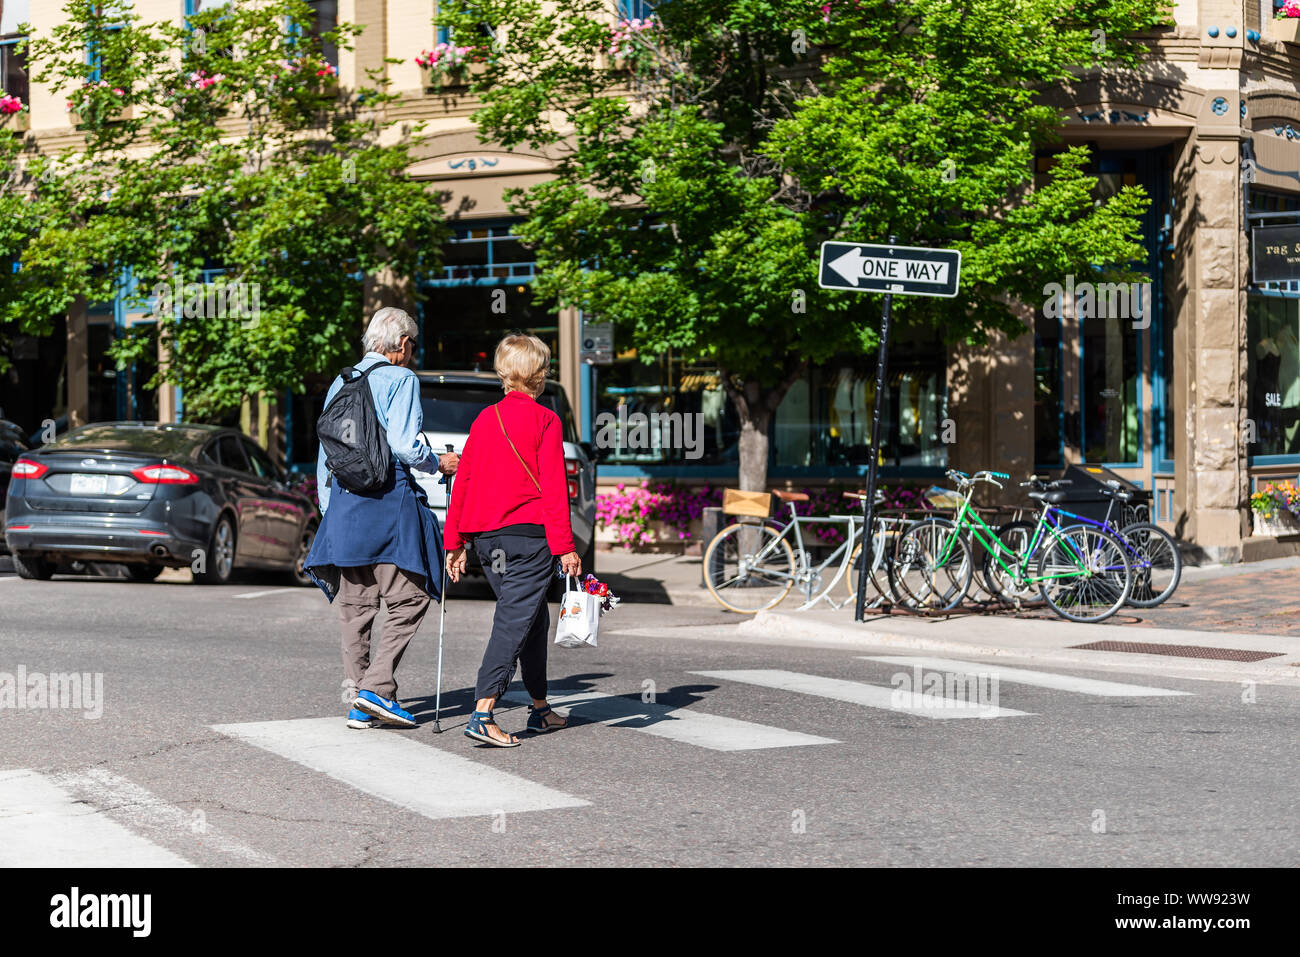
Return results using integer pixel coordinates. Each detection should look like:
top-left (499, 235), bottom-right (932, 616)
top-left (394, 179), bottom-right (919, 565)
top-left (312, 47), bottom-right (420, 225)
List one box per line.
top-left (1267, 17), bottom-right (1300, 44)
top-left (0, 110), bottom-right (29, 132)
top-left (421, 60), bottom-right (487, 91)
top-left (69, 104), bottom-right (134, 127)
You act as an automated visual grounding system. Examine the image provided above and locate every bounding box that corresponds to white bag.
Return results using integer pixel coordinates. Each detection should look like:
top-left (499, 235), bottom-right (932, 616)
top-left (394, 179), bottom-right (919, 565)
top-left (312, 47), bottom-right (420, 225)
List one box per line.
top-left (555, 576), bottom-right (600, 648)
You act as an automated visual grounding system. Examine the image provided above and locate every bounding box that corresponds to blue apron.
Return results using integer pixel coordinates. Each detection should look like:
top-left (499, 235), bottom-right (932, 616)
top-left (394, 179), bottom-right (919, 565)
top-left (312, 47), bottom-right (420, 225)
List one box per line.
top-left (304, 464), bottom-right (445, 604)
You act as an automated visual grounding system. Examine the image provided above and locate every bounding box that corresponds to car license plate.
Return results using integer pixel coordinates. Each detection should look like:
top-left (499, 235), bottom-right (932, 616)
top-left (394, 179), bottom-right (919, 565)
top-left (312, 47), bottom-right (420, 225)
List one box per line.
top-left (70, 473), bottom-right (110, 496)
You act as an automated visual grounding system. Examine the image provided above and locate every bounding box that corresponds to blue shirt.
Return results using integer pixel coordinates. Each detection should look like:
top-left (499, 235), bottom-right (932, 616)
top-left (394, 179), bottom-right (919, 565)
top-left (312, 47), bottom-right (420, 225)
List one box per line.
top-left (316, 353), bottom-right (435, 512)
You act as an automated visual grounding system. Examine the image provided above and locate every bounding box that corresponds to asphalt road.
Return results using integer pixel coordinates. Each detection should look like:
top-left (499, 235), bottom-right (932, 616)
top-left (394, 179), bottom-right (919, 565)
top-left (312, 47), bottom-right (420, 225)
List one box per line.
top-left (0, 566), bottom-right (1296, 867)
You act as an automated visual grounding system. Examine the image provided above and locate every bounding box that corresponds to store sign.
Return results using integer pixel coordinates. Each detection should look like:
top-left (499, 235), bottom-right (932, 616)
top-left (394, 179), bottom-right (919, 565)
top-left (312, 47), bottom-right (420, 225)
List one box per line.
top-left (580, 323), bottom-right (613, 365)
top-left (818, 241), bottom-right (961, 297)
top-left (1252, 225), bottom-right (1300, 283)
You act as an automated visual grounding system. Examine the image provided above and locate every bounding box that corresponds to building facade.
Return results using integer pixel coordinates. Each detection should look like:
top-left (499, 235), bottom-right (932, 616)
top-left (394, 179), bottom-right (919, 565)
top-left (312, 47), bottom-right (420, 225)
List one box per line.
top-left (2, 0), bottom-right (1299, 561)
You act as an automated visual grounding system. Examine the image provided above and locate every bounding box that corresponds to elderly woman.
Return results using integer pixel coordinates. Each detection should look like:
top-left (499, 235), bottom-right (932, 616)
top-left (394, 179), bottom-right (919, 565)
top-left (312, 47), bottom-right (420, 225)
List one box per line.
top-left (444, 334), bottom-right (581, 747)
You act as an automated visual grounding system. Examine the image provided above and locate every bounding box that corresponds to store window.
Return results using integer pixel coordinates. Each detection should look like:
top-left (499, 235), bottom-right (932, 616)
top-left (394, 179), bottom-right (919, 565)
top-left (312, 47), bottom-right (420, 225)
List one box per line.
top-left (420, 220), bottom-right (553, 375)
top-left (1247, 295), bottom-right (1300, 458)
top-left (773, 329), bottom-right (947, 470)
top-left (1034, 314), bottom-right (1063, 469)
top-left (87, 321), bottom-right (118, 424)
top-left (1080, 316), bottom-right (1139, 464)
top-left (592, 350), bottom-right (738, 466)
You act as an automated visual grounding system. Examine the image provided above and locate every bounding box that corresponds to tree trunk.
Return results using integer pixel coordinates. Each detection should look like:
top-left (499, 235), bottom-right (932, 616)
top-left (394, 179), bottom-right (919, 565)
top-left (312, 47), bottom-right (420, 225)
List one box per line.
top-left (719, 361), bottom-right (808, 493)
top-left (737, 408), bottom-right (771, 492)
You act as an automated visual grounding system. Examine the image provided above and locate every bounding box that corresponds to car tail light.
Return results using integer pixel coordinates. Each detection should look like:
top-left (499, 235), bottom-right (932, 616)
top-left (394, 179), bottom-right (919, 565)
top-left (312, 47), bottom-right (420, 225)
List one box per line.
top-left (12, 458), bottom-right (48, 480)
top-left (565, 458), bottom-right (580, 500)
top-left (131, 464), bottom-right (199, 485)
top-left (137, 529), bottom-right (167, 536)
top-left (6, 524), bottom-right (30, 531)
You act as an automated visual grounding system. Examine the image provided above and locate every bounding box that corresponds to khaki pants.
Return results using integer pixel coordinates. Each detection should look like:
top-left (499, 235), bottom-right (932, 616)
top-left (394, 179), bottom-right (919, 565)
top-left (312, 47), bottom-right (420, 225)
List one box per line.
top-left (337, 564), bottom-right (431, 701)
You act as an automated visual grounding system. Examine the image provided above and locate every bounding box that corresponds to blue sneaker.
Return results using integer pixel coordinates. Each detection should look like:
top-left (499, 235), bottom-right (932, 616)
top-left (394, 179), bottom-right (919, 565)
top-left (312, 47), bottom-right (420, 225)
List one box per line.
top-left (353, 690), bottom-right (417, 728)
top-left (346, 708), bottom-right (377, 730)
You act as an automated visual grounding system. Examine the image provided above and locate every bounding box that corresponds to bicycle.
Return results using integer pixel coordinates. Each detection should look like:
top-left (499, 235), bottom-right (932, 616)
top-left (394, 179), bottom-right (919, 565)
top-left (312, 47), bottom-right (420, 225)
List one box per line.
top-left (702, 490), bottom-right (910, 614)
top-left (988, 476), bottom-right (1181, 609)
top-left (890, 469), bottom-right (1134, 622)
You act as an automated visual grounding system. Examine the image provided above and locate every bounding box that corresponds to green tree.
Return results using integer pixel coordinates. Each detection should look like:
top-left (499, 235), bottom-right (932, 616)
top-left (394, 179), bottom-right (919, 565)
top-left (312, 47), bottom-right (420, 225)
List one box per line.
top-left (0, 126), bottom-right (41, 374)
top-left (443, 0), bottom-right (1167, 489)
top-left (17, 0), bottom-right (446, 424)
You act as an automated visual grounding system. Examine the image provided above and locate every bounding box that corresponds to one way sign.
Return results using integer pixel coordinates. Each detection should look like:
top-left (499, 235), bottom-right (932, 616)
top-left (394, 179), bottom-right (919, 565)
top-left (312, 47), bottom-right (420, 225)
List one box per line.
top-left (818, 241), bottom-right (961, 298)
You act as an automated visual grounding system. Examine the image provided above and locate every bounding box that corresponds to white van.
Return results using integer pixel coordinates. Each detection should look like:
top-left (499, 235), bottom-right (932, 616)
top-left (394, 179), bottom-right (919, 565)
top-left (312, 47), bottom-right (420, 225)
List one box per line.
top-left (411, 372), bottom-right (597, 576)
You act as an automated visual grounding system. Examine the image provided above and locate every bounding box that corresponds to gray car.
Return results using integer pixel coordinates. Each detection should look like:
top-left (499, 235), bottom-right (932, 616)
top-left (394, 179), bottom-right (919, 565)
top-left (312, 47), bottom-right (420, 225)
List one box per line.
top-left (3, 422), bottom-right (318, 584)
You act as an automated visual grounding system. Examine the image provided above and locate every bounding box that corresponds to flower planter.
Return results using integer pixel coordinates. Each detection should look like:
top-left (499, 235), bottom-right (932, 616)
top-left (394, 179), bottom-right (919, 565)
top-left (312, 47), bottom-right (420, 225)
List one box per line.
top-left (595, 517), bottom-right (703, 552)
top-left (0, 111), bottom-right (29, 132)
top-left (1251, 510), bottom-right (1300, 537)
top-left (1267, 17), bottom-right (1300, 44)
top-left (421, 60), bottom-right (487, 91)
top-left (69, 104), bottom-right (134, 127)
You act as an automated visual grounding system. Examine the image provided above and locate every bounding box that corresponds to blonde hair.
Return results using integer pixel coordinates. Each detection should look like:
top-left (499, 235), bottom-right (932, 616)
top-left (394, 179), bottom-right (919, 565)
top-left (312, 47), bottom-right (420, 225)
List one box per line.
top-left (494, 334), bottom-right (550, 395)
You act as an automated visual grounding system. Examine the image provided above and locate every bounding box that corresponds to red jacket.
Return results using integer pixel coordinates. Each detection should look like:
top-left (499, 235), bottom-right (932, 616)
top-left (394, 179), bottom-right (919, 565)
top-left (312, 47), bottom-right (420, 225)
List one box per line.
top-left (444, 390), bottom-right (577, 555)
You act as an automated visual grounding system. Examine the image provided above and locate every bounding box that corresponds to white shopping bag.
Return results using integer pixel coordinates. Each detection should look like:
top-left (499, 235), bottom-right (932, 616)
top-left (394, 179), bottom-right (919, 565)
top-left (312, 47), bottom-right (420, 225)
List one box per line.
top-left (555, 576), bottom-right (600, 648)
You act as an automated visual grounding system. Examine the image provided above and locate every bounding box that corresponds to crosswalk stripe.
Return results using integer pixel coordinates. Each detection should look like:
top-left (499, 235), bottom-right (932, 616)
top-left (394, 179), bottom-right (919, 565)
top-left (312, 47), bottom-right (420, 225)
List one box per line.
top-left (689, 669), bottom-right (1032, 720)
top-left (234, 588), bottom-right (299, 599)
top-left (52, 768), bottom-right (277, 866)
top-left (0, 769), bottom-right (193, 867)
top-left (502, 689), bottom-right (837, 751)
top-left (211, 718), bottom-right (589, 820)
top-left (858, 656), bottom-right (1193, 697)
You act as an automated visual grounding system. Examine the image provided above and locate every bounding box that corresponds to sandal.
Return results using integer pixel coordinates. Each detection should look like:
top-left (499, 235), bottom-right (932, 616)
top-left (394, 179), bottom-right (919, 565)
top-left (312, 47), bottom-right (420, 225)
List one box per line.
top-left (464, 711), bottom-right (521, 748)
top-left (526, 704), bottom-right (567, 734)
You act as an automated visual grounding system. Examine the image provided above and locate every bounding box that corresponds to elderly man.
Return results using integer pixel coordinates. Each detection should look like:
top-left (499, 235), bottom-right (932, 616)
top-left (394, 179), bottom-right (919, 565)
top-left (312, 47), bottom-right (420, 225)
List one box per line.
top-left (304, 307), bottom-right (457, 729)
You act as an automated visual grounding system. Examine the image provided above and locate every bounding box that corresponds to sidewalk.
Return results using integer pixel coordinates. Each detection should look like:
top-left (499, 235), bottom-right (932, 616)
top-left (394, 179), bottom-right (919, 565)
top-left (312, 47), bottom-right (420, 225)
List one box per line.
top-left (598, 548), bottom-right (1300, 683)
top-left (597, 551), bottom-right (719, 607)
top-left (599, 549), bottom-right (1300, 621)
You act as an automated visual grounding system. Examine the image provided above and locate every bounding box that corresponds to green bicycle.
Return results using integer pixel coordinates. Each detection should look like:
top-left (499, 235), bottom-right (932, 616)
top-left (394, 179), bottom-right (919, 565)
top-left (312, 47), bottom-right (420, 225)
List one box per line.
top-left (890, 469), bottom-right (1133, 622)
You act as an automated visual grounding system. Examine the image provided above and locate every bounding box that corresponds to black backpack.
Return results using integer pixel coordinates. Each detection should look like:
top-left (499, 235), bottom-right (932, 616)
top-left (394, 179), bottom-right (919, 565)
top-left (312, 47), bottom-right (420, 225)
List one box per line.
top-left (317, 361), bottom-right (393, 493)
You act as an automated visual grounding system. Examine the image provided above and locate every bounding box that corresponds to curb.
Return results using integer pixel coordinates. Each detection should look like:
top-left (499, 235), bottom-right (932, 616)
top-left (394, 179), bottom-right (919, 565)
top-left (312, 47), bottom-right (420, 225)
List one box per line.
top-left (737, 610), bottom-right (1300, 682)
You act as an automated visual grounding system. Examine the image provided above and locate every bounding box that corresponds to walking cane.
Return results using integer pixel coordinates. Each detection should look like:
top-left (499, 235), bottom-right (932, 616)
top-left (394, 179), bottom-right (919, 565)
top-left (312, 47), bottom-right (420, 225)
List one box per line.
top-left (433, 443), bottom-right (454, 734)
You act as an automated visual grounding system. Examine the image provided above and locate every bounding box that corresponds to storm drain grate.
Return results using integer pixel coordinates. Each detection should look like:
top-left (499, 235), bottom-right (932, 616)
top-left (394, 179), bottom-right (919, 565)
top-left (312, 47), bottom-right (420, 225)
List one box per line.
top-left (1069, 640), bottom-right (1283, 663)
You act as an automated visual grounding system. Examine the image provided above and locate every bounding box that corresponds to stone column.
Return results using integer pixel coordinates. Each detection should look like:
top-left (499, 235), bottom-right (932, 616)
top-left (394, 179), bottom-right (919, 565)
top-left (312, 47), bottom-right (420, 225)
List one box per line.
top-left (156, 328), bottom-right (176, 423)
top-left (65, 296), bottom-right (89, 428)
top-left (558, 305), bottom-right (582, 422)
top-left (1185, 124), bottom-right (1249, 560)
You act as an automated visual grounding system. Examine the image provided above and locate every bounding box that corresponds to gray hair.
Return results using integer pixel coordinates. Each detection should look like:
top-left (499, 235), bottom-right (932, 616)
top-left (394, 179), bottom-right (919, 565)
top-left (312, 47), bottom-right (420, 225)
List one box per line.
top-left (363, 307), bottom-right (418, 354)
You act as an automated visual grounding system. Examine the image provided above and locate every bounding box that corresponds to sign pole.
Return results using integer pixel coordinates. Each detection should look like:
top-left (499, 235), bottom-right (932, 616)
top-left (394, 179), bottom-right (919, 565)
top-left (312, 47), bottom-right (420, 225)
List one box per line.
top-left (813, 233), bottom-right (959, 622)
top-left (854, 236), bottom-right (897, 623)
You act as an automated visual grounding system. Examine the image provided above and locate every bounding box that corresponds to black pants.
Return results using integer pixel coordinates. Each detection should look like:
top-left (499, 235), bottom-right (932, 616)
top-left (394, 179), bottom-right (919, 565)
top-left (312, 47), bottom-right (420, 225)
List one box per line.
top-left (471, 532), bottom-right (554, 702)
